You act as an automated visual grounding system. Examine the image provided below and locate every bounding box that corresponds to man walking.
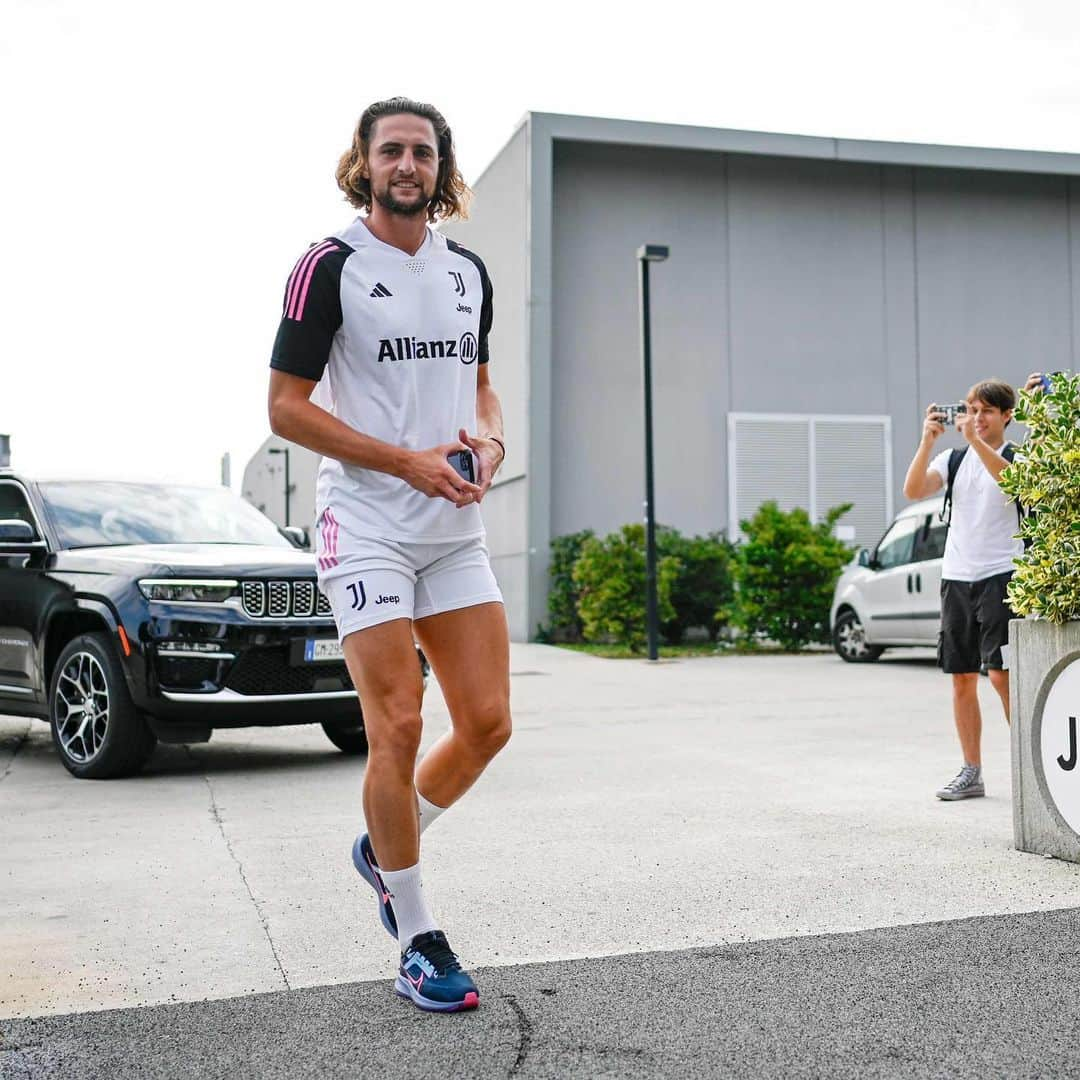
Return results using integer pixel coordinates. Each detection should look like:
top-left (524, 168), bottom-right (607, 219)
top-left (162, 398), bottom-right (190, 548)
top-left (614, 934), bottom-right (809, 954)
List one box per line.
top-left (902, 379), bottom-right (1022, 801)
top-left (267, 97), bottom-right (510, 1011)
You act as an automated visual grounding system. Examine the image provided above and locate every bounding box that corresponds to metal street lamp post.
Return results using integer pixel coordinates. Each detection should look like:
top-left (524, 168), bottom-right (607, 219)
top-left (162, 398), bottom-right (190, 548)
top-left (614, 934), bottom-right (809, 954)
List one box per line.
top-left (268, 446), bottom-right (291, 527)
top-left (636, 243), bottom-right (670, 662)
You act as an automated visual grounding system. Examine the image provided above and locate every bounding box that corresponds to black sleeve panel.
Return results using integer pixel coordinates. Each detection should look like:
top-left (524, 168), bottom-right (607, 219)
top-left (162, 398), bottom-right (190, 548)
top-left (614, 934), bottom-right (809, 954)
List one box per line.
top-left (269, 240), bottom-right (354, 381)
top-left (446, 240), bottom-right (494, 365)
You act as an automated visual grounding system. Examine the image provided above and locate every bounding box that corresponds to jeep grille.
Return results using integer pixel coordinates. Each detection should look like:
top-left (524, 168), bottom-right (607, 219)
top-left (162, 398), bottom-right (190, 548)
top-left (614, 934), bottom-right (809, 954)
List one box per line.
top-left (241, 580), bottom-right (331, 619)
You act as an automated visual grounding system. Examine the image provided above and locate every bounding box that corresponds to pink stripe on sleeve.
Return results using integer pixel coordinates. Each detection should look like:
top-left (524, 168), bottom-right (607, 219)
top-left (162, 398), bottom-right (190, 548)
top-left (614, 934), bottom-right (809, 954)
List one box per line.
top-left (284, 241), bottom-right (334, 319)
top-left (291, 244), bottom-right (338, 321)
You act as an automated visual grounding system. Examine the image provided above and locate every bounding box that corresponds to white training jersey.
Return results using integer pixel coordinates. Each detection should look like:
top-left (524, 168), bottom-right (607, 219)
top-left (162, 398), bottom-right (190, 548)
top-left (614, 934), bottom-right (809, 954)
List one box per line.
top-left (270, 218), bottom-right (493, 543)
top-left (930, 444), bottom-right (1023, 582)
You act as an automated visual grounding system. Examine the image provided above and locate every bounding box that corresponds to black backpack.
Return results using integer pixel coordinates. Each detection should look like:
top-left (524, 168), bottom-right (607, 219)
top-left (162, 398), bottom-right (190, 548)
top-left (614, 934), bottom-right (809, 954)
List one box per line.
top-left (939, 442), bottom-right (1027, 541)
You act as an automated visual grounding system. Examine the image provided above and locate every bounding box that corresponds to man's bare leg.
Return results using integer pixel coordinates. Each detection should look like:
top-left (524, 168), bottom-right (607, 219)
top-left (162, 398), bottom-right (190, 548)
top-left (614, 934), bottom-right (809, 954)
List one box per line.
top-left (413, 601), bottom-right (511, 810)
top-left (342, 617), bottom-right (425, 871)
top-left (988, 669), bottom-right (1010, 725)
top-left (952, 672), bottom-right (982, 766)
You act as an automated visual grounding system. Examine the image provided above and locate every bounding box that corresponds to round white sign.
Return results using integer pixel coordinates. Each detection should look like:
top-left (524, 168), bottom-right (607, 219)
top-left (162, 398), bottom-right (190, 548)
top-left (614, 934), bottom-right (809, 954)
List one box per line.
top-left (1039, 657), bottom-right (1080, 836)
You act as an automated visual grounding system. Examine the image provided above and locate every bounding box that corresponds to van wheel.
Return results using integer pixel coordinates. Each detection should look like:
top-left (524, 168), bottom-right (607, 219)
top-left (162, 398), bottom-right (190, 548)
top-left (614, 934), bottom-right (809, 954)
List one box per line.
top-left (322, 716), bottom-right (368, 755)
top-left (833, 610), bottom-right (884, 663)
top-left (49, 632), bottom-right (157, 778)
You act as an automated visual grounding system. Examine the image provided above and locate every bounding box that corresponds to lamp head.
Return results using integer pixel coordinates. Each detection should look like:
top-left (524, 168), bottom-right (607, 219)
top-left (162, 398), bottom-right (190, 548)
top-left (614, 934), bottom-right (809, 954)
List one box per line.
top-left (637, 244), bottom-right (670, 262)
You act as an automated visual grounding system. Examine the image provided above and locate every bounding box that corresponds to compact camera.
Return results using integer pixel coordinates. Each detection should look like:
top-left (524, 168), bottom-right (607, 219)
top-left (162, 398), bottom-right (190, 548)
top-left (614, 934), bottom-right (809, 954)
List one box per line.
top-left (935, 403), bottom-right (967, 426)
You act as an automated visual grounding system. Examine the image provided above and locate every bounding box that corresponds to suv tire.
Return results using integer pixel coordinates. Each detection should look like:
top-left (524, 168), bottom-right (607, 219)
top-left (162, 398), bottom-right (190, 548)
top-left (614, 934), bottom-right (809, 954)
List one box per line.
top-left (322, 716), bottom-right (368, 755)
top-left (49, 632), bottom-right (157, 779)
top-left (832, 610), bottom-right (885, 663)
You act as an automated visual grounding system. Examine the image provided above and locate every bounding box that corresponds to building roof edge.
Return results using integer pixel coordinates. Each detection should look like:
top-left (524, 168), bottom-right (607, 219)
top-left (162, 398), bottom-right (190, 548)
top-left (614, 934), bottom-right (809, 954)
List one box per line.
top-left (516, 111), bottom-right (1080, 176)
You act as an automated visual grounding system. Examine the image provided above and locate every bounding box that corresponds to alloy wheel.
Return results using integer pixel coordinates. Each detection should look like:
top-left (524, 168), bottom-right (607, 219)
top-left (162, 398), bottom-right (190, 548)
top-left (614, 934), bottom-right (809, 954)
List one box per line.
top-left (837, 617), bottom-right (870, 659)
top-left (54, 651), bottom-right (110, 764)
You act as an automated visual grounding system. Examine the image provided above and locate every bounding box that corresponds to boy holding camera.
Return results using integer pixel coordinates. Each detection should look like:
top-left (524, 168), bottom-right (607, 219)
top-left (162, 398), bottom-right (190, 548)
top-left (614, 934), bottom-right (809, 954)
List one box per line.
top-left (902, 378), bottom-right (1027, 800)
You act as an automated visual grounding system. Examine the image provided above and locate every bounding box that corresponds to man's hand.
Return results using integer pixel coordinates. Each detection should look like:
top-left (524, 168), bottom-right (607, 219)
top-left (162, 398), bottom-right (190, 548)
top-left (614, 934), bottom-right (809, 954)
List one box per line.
top-left (399, 443), bottom-right (482, 507)
top-left (922, 403), bottom-right (946, 444)
top-left (956, 409), bottom-right (978, 445)
top-left (1024, 371), bottom-right (1046, 394)
top-left (458, 427), bottom-right (504, 504)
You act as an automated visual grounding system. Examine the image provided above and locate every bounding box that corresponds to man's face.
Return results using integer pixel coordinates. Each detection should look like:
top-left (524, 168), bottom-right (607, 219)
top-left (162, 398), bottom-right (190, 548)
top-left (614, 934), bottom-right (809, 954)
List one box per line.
top-left (965, 396), bottom-right (1012, 443)
top-left (365, 113), bottom-right (440, 218)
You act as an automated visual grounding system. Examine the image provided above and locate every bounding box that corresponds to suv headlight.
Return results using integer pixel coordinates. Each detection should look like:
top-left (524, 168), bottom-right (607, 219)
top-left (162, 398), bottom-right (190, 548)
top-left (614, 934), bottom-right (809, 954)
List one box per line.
top-left (138, 579), bottom-right (238, 602)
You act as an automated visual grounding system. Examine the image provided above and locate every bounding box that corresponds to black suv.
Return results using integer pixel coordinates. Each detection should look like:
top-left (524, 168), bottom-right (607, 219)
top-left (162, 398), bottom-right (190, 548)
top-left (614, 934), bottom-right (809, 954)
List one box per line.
top-left (0, 473), bottom-right (382, 779)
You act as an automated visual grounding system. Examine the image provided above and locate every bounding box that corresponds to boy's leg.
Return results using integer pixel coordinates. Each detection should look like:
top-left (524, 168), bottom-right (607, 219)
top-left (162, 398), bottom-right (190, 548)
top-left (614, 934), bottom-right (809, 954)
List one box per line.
top-left (952, 672), bottom-right (983, 766)
top-left (979, 571), bottom-right (1015, 726)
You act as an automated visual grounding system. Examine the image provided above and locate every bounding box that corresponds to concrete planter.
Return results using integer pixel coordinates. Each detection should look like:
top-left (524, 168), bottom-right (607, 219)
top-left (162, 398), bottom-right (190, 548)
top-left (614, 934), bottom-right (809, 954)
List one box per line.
top-left (1011, 618), bottom-right (1080, 862)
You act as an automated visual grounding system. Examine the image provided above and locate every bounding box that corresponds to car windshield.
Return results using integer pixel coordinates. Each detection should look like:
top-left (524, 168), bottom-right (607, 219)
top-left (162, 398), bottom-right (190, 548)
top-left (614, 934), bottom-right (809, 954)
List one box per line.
top-left (38, 482), bottom-right (293, 549)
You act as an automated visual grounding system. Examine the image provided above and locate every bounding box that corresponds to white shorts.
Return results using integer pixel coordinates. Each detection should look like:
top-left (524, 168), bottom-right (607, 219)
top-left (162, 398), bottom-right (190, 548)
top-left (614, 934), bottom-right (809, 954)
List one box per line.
top-left (315, 525), bottom-right (503, 641)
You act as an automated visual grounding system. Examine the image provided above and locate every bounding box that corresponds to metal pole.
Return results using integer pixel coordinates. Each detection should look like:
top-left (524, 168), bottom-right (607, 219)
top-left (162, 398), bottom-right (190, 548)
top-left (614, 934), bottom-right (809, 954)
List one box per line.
top-left (639, 257), bottom-right (659, 662)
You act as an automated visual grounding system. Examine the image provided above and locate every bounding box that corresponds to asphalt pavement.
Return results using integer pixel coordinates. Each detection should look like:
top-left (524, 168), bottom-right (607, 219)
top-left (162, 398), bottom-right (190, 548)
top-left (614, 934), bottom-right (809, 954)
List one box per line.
top-left (2, 644), bottom-right (1079, 1077)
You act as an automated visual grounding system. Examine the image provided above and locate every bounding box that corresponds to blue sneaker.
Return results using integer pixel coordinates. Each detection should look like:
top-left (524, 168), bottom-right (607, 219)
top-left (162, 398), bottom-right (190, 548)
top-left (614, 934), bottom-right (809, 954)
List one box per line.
top-left (351, 833), bottom-right (397, 939)
top-left (396, 930), bottom-right (480, 1013)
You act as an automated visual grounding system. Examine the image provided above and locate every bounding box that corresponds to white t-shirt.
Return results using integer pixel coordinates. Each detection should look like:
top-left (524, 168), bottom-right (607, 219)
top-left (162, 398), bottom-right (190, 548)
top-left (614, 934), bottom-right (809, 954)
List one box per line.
top-left (270, 219), bottom-right (493, 543)
top-left (930, 443), bottom-right (1023, 582)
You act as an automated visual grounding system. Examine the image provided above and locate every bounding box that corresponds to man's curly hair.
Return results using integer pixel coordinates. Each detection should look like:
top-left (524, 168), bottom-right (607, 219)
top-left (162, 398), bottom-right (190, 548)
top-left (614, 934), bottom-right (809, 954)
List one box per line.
top-left (336, 97), bottom-right (470, 222)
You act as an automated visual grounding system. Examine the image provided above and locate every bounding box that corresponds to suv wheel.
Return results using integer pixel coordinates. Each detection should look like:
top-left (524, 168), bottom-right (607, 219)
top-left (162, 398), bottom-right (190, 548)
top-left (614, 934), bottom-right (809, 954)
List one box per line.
top-left (49, 632), bottom-right (157, 778)
top-left (832, 610), bottom-right (884, 663)
top-left (322, 715), bottom-right (368, 755)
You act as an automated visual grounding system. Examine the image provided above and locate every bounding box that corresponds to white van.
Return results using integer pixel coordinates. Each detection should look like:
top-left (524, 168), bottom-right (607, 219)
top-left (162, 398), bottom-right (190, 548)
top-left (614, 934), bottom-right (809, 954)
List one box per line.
top-left (830, 496), bottom-right (946, 662)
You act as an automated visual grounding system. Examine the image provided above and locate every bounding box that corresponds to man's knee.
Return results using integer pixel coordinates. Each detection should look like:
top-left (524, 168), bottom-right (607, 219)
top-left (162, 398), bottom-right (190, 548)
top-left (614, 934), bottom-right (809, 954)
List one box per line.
top-left (366, 698), bottom-right (423, 765)
top-left (952, 673), bottom-right (979, 697)
top-left (459, 701), bottom-right (512, 761)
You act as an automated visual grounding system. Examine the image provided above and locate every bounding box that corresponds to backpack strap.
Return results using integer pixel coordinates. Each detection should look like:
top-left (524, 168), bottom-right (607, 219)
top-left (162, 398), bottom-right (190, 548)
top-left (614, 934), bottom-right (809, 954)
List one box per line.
top-left (939, 447), bottom-right (967, 525)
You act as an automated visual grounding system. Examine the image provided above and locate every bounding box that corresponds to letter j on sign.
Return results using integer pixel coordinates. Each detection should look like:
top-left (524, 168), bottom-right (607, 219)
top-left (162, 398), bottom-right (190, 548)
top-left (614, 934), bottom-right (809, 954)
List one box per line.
top-left (1039, 659), bottom-right (1080, 834)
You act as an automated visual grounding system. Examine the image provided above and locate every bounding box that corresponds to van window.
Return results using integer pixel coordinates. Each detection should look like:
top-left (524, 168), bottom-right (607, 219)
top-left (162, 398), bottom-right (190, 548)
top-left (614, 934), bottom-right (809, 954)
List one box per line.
top-left (874, 515), bottom-right (920, 569)
top-left (913, 517), bottom-right (948, 562)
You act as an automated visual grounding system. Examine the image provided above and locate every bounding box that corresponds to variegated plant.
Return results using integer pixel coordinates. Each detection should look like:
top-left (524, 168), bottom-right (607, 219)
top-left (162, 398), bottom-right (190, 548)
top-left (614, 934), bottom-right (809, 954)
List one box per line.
top-left (1000, 372), bottom-right (1080, 623)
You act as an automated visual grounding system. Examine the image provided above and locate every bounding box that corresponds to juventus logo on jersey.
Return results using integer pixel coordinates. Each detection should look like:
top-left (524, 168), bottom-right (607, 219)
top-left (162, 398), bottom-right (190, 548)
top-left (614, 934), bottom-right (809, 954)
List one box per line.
top-left (448, 271), bottom-right (466, 297)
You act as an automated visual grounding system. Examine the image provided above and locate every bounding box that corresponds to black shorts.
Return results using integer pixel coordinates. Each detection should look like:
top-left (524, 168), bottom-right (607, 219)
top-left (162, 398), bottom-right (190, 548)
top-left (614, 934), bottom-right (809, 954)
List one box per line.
top-left (939, 572), bottom-right (1015, 674)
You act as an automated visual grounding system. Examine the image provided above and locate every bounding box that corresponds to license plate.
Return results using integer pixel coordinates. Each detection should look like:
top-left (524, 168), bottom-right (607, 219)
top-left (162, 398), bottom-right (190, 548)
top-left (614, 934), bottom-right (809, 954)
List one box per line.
top-left (304, 639), bottom-right (343, 663)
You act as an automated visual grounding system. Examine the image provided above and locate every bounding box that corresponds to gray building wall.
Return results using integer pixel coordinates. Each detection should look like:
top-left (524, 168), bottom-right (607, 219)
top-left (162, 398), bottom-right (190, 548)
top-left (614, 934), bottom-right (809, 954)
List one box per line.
top-left (550, 145), bottom-right (1077, 552)
top-left (242, 435), bottom-right (319, 542)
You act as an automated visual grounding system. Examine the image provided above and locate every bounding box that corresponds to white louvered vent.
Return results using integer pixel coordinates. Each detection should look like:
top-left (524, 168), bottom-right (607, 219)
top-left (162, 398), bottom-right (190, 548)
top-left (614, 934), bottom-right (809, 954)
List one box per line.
top-left (732, 418), bottom-right (810, 526)
top-left (728, 414), bottom-right (892, 548)
top-left (814, 421), bottom-right (891, 548)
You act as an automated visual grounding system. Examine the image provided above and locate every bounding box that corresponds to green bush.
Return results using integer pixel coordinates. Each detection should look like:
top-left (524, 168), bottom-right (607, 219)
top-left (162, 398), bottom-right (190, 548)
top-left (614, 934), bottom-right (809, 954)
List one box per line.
top-left (1001, 372), bottom-right (1080, 623)
top-left (543, 529), bottom-right (594, 641)
top-left (727, 501), bottom-right (855, 650)
top-left (656, 528), bottom-right (736, 643)
top-left (572, 524), bottom-right (680, 653)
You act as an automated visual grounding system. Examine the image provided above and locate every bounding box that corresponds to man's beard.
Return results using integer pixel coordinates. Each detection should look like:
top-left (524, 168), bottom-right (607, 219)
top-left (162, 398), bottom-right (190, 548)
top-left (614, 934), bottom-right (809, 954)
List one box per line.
top-left (373, 182), bottom-right (433, 218)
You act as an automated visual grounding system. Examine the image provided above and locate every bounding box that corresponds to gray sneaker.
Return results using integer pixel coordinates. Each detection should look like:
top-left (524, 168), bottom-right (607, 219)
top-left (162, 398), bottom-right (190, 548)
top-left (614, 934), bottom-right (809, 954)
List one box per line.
top-left (936, 765), bottom-right (985, 801)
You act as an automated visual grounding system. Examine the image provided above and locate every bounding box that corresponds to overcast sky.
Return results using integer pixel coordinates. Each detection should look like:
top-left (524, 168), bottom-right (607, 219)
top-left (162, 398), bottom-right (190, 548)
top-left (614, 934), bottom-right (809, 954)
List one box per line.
top-left (3, 0), bottom-right (1080, 488)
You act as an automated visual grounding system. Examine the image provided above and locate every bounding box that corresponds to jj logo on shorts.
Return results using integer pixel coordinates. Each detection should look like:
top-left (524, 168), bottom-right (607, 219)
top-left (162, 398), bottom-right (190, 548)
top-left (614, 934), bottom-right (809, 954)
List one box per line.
top-left (347, 580), bottom-right (367, 610)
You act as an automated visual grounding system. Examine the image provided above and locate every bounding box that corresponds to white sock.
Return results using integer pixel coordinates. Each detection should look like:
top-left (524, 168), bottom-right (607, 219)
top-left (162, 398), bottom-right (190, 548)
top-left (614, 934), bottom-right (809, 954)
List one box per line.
top-left (417, 790), bottom-right (448, 835)
top-left (380, 862), bottom-right (437, 949)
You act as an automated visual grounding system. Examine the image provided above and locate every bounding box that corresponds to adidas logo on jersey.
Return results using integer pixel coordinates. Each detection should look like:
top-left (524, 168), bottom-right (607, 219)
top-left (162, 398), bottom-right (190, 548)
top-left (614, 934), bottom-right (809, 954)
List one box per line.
top-left (369, 283), bottom-right (392, 298)
top-left (377, 333), bottom-right (479, 365)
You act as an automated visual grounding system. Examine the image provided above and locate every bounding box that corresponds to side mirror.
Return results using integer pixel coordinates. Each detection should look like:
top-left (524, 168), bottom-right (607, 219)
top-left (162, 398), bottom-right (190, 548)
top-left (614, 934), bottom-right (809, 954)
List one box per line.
top-left (0, 519), bottom-right (36, 543)
top-left (857, 548), bottom-right (871, 568)
top-left (280, 525), bottom-right (309, 550)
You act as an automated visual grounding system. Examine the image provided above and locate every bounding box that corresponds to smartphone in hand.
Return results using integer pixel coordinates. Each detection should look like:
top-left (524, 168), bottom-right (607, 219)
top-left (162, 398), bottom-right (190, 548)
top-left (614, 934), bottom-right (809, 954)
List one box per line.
top-left (447, 449), bottom-right (478, 484)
